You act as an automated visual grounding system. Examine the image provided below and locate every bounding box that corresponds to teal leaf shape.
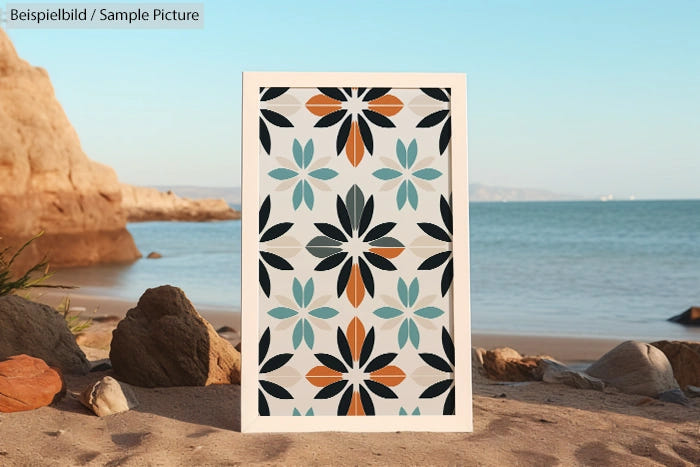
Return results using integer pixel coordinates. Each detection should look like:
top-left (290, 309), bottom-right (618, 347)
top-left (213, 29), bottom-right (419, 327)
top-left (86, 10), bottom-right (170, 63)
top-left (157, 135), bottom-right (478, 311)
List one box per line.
top-left (414, 307), bottom-right (444, 319)
top-left (292, 319), bottom-right (303, 349)
top-left (407, 180), bottom-right (418, 209)
top-left (303, 180), bottom-right (314, 210)
top-left (292, 181), bottom-right (303, 210)
top-left (306, 408), bottom-right (314, 416)
top-left (373, 168), bottom-right (402, 180)
top-left (373, 307), bottom-right (403, 319)
top-left (293, 408), bottom-right (301, 416)
top-left (397, 278), bottom-right (409, 307)
top-left (292, 278), bottom-right (303, 308)
top-left (413, 168), bottom-right (442, 180)
top-left (309, 307), bottom-right (339, 319)
top-left (303, 139), bottom-right (314, 168)
top-left (396, 139), bottom-right (407, 168)
top-left (408, 318), bottom-right (420, 349)
top-left (268, 307), bottom-right (298, 319)
top-left (309, 168), bottom-right (338, 180)
top-left (407, 139), bottom-right (418, 168)
top-left (303, 319), bottom-right (314, 348)
top-left (303, 278), bottom-right (314, 307)
top-left (399, 407), bottom-right (407, 416)
top-left (268, 168), bottom-right (298, 180)
top-left (397, 181), bottom-right (407, 209)
top-left (293, 139), bottom-right (303, 168)
top-left (398, 318), bottom-right (409, 348)
top-left (408, 278), bottom-right (419, 307)
top-left (412, 407), bottom-right (420, 415)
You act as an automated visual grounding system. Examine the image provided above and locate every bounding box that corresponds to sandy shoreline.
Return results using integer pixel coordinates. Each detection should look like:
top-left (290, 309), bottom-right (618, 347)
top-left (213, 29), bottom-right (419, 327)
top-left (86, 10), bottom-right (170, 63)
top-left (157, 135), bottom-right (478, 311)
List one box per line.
top-left (34, 290), bottom-right (623, 364)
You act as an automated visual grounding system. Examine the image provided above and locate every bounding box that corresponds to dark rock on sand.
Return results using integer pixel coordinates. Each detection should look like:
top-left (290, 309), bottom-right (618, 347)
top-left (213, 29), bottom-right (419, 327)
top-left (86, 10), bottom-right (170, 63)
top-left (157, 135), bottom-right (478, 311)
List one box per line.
top-left (668, 307), bottom-right (700, 326)
top-left (586, 341), bottom-right (678, 397)
top-left (110, 285), bottom-right (241, 387)
top-left (650, 340), bottom-right (700, 390)
top-left (0, 354), bottom-right (64, 413)
top-left (0, 295), bottom-right (90, 375)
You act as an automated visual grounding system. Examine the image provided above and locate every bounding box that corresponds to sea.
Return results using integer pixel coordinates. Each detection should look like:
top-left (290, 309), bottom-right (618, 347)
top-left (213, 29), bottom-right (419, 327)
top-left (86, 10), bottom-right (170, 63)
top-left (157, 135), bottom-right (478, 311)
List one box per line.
top-left (54, 200), bottom-right (700, 341)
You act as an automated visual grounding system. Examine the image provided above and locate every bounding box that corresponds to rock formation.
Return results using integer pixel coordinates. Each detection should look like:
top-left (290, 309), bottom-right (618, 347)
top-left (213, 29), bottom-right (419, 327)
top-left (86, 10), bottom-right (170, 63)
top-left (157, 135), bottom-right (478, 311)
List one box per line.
top-left (0, 354), bottom-right (64, 413)
top-left (120, 185), bottom-right (241, 222)
top-left (0, 30), bottom-right (141, 269)
top-left (650, 340), bottom-right (700, 390)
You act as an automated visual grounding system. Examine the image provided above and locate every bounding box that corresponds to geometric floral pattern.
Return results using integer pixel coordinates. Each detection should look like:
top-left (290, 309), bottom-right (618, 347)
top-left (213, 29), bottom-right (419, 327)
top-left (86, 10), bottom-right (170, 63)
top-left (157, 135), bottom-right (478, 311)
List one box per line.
top-left (259, 87), bottom-right (453, 417)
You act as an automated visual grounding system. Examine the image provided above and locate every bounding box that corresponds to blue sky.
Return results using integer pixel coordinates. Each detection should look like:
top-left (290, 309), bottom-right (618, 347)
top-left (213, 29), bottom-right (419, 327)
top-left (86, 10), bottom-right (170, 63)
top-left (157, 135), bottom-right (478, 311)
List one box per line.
top-left (4, 0), bottom-right (699, 199)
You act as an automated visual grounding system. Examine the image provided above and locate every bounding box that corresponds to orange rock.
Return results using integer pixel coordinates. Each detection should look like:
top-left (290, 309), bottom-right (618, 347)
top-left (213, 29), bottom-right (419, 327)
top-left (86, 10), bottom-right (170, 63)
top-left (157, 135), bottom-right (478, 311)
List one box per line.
top-left (482, 347), bottom-right (555, 382)
top-left (0, 355), bottom-right (64, 413)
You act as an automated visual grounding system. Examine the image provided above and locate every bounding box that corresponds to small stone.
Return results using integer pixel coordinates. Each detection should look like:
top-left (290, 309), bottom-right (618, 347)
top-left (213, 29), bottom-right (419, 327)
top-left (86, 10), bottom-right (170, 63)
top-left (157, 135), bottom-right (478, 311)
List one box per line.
top-left (537, 359), bottom-right (605, 391)
top-left (667, 307), bottom-right (700, 326)
top-left (79, 376), bottom-right (138, 417)
top-left (146, 252), bottom-right (162, 259)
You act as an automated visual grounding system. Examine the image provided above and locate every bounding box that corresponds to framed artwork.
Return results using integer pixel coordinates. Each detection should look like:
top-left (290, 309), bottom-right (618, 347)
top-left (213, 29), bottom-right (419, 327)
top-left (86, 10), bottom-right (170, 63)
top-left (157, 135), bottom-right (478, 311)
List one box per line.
top-left (241, 72), bottom-right (471, 432)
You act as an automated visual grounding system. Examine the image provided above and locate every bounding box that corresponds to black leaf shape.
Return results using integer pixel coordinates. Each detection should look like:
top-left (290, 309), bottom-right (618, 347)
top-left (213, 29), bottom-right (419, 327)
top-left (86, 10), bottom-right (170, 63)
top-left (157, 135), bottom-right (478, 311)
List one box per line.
top-left (417, 109), bottom-right (449, 128)
top-left (260, 380), bottom-right (293, 399)
top-left (419, 379), bottom-right (453, 399)
top-left (440, 196), bottom-right (453, 233)
top-left (336, 115), bottom-right (352, 155)
top-left (261, 87), bottom-right (289, 101)
top-left (418, 222), bottom-right (451, 242)
top-left (319, 87), bottom-right (347, 102)
top-left (261, 222), bottom-right (293, 242)
top-left (336, 258), bottom-right (353, 296)
top-left (357, 87), bottom-right (367, 99)
top-left (259, 117), bottom-right (271, 155)
top-left (358, 196), bottom-right (374, 238)
top-left (342, 87), bottom-right (352, 97)
top-left (346, 185), bottom-right (365, 231)
top-left (362, 109), bottom-right (395, 128)
top-left (338, 385), bottom-right (353, 415)
top-left (363, 88), bottom-right (390, 102)
top-left (315, 109), bottom-right (348, 128)
top-left (259, 196), bottom-right (271, 234)
top-left (314, 223), bottom-right (348, 242)
top-left (363, 222), bottom-right (396, 243)
top-left (259, 328), bottom-right (270, 365)
top-left (364, 353), bottom-right (397, 373)
top-left (336, 196), bottom-right (352, 237)
top-left (421, 88), bottom-right (450, 102)
top-left (337, 327), bottom-right (352, 368)
top-left (439, 117), bottom-right (451, 155)
top-left (359, 328), bottom-right (375, 368)
top-left (358, 257), bottom-right (374, 297)
top-left (357, 114), bottom-right (373, 154)
top-left (315, 353), bottom-right (347, 373)
top-left (418, 251), bottom-right (451, 270)
top-left (259, 260), bottom-right (271, 297)
top-left (359, 385), bottom-right (376, 415)
top-left (316, 252), bottom-right (348, 272)
top-left (446, 88), bottom-right (452, 95)
top-left (441, 258), bottom-right (454, 297)
top-left (443, 387), bottom-right (456, 415)
top-left (419, 353), bottom-right (452, 373)
top-left (260, 251), bottom-right (293, 270)
top-left (364, 379), bottom-right (397, 399)
top-left (261, 109), bottom-right (293, 127)
top-left (363, 252), bottom-right (397, 271)
top-left (260, 353), bottom-right (292, 374)
top-left (315, 379), bottom-right (349, 399)
top-left (258, 389), bottom-right (269, 416)
top-left (442, 327), bottom-right (455, 366)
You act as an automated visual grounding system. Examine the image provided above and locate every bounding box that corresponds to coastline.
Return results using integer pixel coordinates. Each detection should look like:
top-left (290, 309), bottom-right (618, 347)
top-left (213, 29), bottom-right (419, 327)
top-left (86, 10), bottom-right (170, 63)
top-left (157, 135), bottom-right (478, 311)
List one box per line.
top-left (35, 290), bottom-right (623, 364)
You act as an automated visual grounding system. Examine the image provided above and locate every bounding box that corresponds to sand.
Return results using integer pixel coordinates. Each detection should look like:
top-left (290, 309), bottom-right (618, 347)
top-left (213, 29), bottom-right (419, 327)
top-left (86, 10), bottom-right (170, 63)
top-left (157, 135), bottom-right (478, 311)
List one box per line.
top-left (1, 291), bottom-right (696, 466)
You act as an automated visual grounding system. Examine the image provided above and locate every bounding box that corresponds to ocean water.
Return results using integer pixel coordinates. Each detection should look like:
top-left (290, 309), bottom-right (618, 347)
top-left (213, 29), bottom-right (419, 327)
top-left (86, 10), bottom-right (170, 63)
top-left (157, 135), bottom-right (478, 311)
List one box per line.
top-left (55, 200), bottom-right (700, 340)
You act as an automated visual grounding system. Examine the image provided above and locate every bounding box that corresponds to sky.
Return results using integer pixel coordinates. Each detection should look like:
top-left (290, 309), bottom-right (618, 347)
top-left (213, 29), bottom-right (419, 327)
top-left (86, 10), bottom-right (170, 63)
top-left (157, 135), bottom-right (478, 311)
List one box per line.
top-left (4, 0), bottom-right (699, 199)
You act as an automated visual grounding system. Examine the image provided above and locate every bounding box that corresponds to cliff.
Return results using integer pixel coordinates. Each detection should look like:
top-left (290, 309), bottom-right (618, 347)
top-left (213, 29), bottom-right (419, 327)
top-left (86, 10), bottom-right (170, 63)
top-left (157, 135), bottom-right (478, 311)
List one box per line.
top-left (0, 29), bottom-right (141, 269)
top-left (120, 185), bottom-right (241, 222)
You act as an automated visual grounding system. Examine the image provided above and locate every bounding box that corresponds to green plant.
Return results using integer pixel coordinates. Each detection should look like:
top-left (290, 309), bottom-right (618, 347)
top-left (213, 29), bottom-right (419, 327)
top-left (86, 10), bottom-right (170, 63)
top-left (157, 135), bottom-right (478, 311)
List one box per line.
top-left (56, 296), bottom-right (94, 334)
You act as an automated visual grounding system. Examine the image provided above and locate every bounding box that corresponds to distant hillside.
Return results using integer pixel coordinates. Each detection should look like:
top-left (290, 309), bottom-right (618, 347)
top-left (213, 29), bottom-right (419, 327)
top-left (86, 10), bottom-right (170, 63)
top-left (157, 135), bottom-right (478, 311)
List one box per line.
top-left (155, 184), bottom-right (582, 205)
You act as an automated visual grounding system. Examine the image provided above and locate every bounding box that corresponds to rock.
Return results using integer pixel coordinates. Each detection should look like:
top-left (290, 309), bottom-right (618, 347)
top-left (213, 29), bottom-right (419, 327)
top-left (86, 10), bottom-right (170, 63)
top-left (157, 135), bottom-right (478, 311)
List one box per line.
top-left (120, 184), bottom-right (241, 222)
top-left (668, 307), bottom-right (700, 326)
top-left (234, 342), bottom-right (241, 353)
top-left (217, 326), bottom-right (236, 334)
top-left (686, 385), bottom-right (700, 397)
top-left (471, 347), bottom-right (490, 384)
top-left (0, 30), bottom-right (141, 270)
top-left (657, 388), bottom-right (691, 406)
top-left (110, 285), bottom-right (241, 387)
top-left (650, 341), bottom-right (700, 390)
top-left (481, 347), bottom-right (554, 382)
top-left (0, 354), bottom-right (64, 413)
top-left (536, 359), bottom-right (605, 391)
top-left (146, 251), bottom-right (163, 259)
top-left (0, 295), bottom-right (90, 375)
top-left (585, 341), bottom-right (679, 397)
top-left (79, 376), bottom-right (138, 416)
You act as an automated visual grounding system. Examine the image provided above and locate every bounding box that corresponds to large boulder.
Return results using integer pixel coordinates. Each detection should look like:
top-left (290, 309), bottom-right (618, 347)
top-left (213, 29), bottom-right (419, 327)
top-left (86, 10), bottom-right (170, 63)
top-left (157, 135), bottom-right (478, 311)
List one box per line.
top-left (79, 376), bottom-right (138, 417)
top-left (0, 354), bottom-right (64, 413)
top-left (481, 347), bottom-right (554, 382)
top-left (586, 341), bottom-right (678, 397)
top-left (0, 29), bottom-right (140, 270)
top-left (650, 341), bottom-right (700, 390)
top-left (668, 307), bottom-right (700, 326)
top-left (0, 295), bottom-right (90, 375)
top-left (110, 286), bottom-right (241, 387)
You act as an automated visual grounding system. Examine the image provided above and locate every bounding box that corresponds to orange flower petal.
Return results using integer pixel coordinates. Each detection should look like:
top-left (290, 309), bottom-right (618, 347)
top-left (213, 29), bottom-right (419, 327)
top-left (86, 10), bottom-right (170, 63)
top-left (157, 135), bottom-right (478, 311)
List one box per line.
top-left (306, 366), bottom-right (343, 387)
top-left (345, 121), bottom-right (364, 167)
top-left (369, 247), bottom-right (404, 259)
top-left (370, 365), bottom-right (406, 387)
top-left (348, 390), bottom-right (365, 416)
top-left (347, 316), bottom-right (365, 362)
top-left (346, 263), bottom-right (366, 307)
top-left (306, 94), bottom-right (342, 116)
top-left (368, 94), bottom-right (403, 117)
